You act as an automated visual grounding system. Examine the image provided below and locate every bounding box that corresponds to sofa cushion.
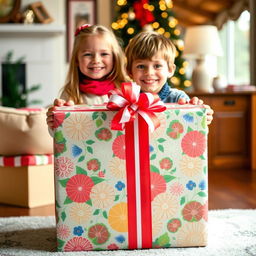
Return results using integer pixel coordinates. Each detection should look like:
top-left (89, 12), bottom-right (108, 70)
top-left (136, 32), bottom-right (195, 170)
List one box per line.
top-left (0, 107), bottom-right (53, 156)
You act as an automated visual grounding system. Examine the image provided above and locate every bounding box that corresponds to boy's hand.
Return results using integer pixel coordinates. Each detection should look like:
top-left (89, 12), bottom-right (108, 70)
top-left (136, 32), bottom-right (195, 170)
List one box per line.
top-left (189, 96), bottom-right (204, 105)
top-left (204, 104), bottom-right (214, 125)
top-left (46, 99), bottom-right (74, 129)
top-left (178, 97), bottom-right (214, 125)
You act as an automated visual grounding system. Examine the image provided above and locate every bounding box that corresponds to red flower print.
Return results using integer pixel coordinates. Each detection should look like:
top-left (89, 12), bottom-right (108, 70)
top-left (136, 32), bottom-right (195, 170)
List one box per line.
top-left (88, 224), bottom-right (110, 244)
top-left (54, 142), bottom-right (65, 155)
top-left (150, 172), bottom-right (166, 201)
top-left (64, 237), bottom-right (93, 251)
top-left (159, 157), bottom-right (173, 170)
top-left (181, 131), bottom-right (206, 157)
top-left (55, 157), bottom-right (74, 177)
top-left (112, 135), bottom-right (126, 160)
top-left (87, 159), bottom-right (100, 171)
top-left (182, 201), bottom-right (203, 222)
top-left (108, 243), bottom-right (119, 250)
top-left (66, 174), bottom-right (94, 202)
top-left (53, 112), bottom-right (65, 128)
top-left (167, 120), bottom-right (184, 139)
top-left (167, 218), bottom-right (182, 233)
top-left (202, 201), bottom-right (208, 221)
top-left (95, 128), bottom-right (112, 141)
top-left (98, 171), bottom-right (105, 177)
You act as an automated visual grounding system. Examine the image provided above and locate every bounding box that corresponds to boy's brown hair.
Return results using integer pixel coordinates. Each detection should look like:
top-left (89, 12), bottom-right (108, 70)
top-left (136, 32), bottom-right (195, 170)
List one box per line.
top-left (125, 31), bottom-right (176, 75)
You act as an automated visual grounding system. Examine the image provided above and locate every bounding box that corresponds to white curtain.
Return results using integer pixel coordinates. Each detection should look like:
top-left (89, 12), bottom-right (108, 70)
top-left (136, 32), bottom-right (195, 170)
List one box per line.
top-left (249, 0), bottom-right (255, 85)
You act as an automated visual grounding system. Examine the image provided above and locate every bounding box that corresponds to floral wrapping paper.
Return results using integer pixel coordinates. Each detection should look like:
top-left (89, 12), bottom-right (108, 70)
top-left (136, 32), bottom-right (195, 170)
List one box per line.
top-left (53, 104), bottom-right (208, 252)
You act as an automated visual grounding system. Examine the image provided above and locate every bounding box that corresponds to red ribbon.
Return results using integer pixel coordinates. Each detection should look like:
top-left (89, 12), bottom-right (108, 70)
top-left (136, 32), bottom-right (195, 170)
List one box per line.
top-left (133, 0), bottom-right (155, 27)
top-left (107, 82), bottom-right (166, 132)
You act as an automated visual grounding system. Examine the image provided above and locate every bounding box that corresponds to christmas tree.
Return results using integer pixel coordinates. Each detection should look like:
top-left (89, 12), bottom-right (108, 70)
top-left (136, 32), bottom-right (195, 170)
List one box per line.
top-left (112, 0), bottom-right (191, 90)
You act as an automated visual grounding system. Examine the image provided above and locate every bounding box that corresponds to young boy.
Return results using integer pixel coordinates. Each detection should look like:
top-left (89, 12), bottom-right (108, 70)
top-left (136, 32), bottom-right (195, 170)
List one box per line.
top-left (125, 31), bottom-right (213, 124)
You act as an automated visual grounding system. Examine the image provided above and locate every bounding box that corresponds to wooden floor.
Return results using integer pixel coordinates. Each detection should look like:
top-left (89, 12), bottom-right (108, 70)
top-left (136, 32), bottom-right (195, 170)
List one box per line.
top-left (0, 168), bottom-right (255, 217)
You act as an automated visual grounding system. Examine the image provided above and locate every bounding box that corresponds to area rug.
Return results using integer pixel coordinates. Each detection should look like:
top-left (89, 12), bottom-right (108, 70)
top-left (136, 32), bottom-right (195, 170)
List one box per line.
top-left (0, 209), bottom-right (255, 256)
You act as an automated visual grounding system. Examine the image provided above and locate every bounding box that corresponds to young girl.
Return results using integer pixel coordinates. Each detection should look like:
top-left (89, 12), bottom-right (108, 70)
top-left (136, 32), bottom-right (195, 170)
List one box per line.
top-left (46, 24), bottom-right (128, 129)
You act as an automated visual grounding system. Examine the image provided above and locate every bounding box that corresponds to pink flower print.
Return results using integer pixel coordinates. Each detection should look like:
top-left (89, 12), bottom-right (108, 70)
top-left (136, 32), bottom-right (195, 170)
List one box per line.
top-left (112, 135), bottom-right (126, 160)
top-left (66, 174), bottom-right (94, 203)
top-left (182, 201), bottom-right (203, 222)
top-left (170, 182), bottom-right (184, 196)
top-left (167, 218), bottom-right (182, 233)
top-left (167, 120), bottom-right (184, 139)
top-left (159, 157), bottom-right (173, 170)
top-left (64, 237), bottom-right (93, 251)
top-left (95, 128), bottom-right (112, 141)
top-left (150, 172), bottom-right (166, 201)
top-left (108, 243), bottom-right (119, 250)
top-left (88, 224), bottom-right (110, 244)
top-left (55, 157), bottom-right (74, 177)
top-left (98, 171), bottom-right (105, 177)
top-left (87, 159), bottom-right (101, 171)
top-left (57, 224), bottom-right (70, 240)
top-left (181, 131), bottom-right (206, 157)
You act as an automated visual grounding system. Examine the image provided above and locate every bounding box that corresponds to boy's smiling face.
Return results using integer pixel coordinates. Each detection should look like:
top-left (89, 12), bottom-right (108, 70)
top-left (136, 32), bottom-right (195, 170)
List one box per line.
top-left (130, 53), bottom-right (175, 94)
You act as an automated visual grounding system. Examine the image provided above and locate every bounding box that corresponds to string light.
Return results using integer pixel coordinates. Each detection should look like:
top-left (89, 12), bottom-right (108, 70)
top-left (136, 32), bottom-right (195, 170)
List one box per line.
top-left (152, 22), bottom-right (160, 29)
top-left (127, 27), bottom-right (135, 34)
top-left (148, 5), bottom-right (155, 11)
top-left (161, 12), bottom-right (168, 18)
top-left (157, 27), bottom-right (165, 34)
top-left (111, 22), bottom-right (119, 30)
top-left (179, 68), bottom-right (185, 75)
top-left (121, 13), bottom-right (128, 19)
top-left (171, 76), bottom-right (180, 86)
top-left (117, 0), bottom-right (127, 6)
top-left (184, 80), bottom-right (192, 87)
top-left (164, 31), bottom-right (170, 38)
top-left (174, 29), bottom-right (181, 36)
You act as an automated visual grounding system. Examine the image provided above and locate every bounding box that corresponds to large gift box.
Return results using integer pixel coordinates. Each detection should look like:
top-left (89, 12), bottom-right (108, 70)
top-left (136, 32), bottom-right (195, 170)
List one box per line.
top-left (0, 154), bottom-right (54, 207)
top-left (53, 85), bottom-right (208, 251)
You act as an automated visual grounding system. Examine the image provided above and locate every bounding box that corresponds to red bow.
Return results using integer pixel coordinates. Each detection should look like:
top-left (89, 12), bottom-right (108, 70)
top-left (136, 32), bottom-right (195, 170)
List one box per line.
top-left (133, 0), bottom-right (155, 27)
top-left (75, 24), bottom-right (91, 36)
top-left (107, 82), bottom-right (166, 132)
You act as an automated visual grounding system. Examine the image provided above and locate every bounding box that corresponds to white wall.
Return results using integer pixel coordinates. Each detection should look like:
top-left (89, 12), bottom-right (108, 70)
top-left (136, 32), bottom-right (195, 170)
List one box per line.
top-left (0, 0), bottom-right (112, 107)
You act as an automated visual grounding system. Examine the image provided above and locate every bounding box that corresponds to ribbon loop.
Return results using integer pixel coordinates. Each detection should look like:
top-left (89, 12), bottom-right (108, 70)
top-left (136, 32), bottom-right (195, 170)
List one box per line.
top-left (107, 82), bottom-right (166, 132)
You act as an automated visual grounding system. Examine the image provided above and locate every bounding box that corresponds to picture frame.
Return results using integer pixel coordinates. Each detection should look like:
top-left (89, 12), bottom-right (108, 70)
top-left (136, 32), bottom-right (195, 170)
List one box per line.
top-left (67, 0), bottom-right (97, 61)
top-left (0, 0), bottom-right (21, 23)
top-left (30, 1), bottom-right (53, 24)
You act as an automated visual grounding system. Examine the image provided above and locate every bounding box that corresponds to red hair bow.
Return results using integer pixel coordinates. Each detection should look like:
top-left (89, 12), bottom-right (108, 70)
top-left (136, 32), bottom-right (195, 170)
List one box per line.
top-left (74, 24), bottom-right (91, 36)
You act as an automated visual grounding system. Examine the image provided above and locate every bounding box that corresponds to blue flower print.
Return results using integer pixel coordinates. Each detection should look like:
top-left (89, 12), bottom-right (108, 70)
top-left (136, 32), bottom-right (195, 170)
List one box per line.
top-left (183, 113), bottom-right (194, 123)
top-left (149, 145), bottom-right (154, 152)
top-left (73, 226), bottom-right (84, 236)
top-left (186, 180), bottom-right (196, 190)
top-left (115, 235), bottom-right (125, 243)
top-left (199, 180), bottom-right (207, 190)
top-left (115, 181), bottom-right (125, 191)
top-left (72, 145), bottom-right (82, 157)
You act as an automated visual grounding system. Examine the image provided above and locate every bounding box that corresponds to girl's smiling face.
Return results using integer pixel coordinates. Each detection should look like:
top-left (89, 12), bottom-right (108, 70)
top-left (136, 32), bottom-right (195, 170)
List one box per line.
top-left (77, 35), bottom-right (114, 80)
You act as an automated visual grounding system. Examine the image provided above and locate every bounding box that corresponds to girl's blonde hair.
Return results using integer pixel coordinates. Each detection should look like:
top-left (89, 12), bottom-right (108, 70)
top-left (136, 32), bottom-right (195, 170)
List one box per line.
top-left (125, 31), bottom-right (176, 75)
top-left (62, 24), bottom-right (128, 104)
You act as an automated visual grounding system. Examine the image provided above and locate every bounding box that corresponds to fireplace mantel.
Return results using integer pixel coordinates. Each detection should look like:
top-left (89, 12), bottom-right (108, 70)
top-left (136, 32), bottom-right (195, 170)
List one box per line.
top-left (0, 24), bottom-right (65, 35)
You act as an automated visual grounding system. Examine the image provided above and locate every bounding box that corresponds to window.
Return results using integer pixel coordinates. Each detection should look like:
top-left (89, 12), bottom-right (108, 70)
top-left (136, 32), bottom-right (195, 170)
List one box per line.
top-left (218, 11), bottom-right (250, 85)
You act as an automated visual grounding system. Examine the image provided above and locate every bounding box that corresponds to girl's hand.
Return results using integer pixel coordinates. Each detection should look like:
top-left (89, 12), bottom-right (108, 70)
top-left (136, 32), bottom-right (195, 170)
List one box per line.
top-left (46, 99), bottom-right (74, 129)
